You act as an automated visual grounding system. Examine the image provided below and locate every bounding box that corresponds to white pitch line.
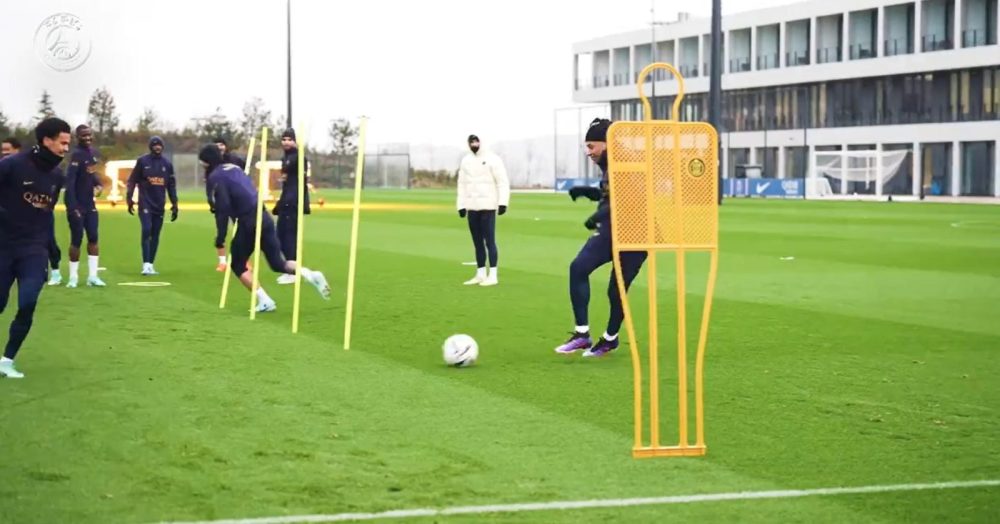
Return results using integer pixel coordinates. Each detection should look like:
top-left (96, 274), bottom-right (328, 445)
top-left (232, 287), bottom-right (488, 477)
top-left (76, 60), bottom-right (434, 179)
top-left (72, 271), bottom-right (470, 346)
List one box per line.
top-left (156, 479), bottom-right (1000, 524)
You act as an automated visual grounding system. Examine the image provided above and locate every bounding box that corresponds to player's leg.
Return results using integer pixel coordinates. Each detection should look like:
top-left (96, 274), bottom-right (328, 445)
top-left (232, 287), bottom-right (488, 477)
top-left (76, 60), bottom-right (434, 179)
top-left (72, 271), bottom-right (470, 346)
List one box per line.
top-left (464, 211), bottom-right (487, 285)
top-left (229, 220), bottom-right (276, 312)
top-left (0, 253), bottom-right (47, 378)
top-left (66, 212), bottom-right (83, 287)
top-left (215, 214), bottom-right (229, 271)
top-left (555, 230), bottom-right (612, 354)
top-left (85, 211), bottom-right (104, 286)
top-left (480, 210), bottom-right (499, 286)
top-left (276, 213), bottom-right (296, 284)
top-left (584, 251), bottom-right (648, 358)
top-left (261, 215), bottom-right (330, 299)
top-left (47, 217), bottom-right (62, 285)
top-left (148, 213), bottom-right (164, 274)
top-left (140, 211), bottom-right (153, 273)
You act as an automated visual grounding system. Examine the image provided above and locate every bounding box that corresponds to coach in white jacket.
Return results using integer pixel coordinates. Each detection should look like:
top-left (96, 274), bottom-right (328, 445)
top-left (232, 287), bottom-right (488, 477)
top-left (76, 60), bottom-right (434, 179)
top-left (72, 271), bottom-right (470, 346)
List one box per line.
top-left (456, 134), bottom-right (510, 286)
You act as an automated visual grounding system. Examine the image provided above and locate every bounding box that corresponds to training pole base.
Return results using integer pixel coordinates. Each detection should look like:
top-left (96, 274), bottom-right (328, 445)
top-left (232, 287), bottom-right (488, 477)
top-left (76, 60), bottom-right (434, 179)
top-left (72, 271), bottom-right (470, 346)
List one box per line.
top-left (632, 445), bottom-right (706, 458)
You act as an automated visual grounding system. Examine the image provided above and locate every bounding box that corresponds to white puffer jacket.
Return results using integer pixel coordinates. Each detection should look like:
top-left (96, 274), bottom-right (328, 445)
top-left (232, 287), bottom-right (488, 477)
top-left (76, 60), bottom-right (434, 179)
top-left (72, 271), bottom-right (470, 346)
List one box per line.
top-left (457, 150), bottom-right (510, 211)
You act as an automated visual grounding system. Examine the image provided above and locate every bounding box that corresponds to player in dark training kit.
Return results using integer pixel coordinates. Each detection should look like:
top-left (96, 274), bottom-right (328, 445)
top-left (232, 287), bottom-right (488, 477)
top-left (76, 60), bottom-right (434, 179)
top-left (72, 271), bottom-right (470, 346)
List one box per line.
top-left (126, 136), bottom-right (179, 275)
top-left (1, 139), bottom-right (63, 286)
top-left (554, 118), bottom-right (648, 358)
top-left (273, 128), bottom-right (310, 285)
top-left (200, 145), bottom-right (330, 312)
top-left (0, 118), bottom-right (72, 378)
top-left (63, 125), bottom-right (105, 288)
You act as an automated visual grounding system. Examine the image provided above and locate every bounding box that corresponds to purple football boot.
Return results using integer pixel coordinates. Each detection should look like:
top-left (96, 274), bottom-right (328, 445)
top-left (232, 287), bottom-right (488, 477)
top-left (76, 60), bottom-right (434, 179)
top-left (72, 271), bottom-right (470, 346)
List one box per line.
top-left (554, 332), bottom-right (592, 354)
top-left (582, 336), bottom-right (619, 358)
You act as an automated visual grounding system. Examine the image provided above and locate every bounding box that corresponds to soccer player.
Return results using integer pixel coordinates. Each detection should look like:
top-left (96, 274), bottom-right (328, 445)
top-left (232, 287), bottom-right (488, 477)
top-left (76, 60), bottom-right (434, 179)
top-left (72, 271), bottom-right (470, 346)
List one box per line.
top-left (63, 124), bottom-right (105, 288)
top-left (272, 128), bottom-right (309, 285)
top-left (214, 136), bottom-right (245, 167)
top-left (126, 136), bottom-right (178, 275)
top-left (200, 144), bottom-right (330, 311)
top-left (6, 138), bottom-right (64, 286)
top-left (0, 118), bottom-right (71, 378)
top-left (1, 137), bottom-right (20, 158)
top-left (554, 118), bottom-right (648, 358)
top-left (456, 134), bottom-right (510, 286)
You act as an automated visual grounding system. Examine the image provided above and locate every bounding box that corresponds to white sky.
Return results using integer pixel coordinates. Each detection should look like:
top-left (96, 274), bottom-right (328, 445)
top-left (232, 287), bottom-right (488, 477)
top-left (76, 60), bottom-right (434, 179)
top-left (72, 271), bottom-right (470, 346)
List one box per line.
top-left (0, 0), bottom-right (794, 149)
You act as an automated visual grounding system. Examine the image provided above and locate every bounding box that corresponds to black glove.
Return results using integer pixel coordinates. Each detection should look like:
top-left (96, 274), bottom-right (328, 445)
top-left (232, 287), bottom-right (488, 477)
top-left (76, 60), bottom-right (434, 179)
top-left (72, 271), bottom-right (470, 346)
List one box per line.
top-left (272, 204), bottom-right (280, 216)
top-left (569, 186), bottom-right (602, 202)
top-left (170, 206), bottom-right (178, 222)
top-left (458, 209), bottom-right (467, 218)
top-left (498, 205), bottom-right (507, 216)
top-left (584, 215), bottom-right (599, 230)
top-left (127, 202), bottom-right (135, 216)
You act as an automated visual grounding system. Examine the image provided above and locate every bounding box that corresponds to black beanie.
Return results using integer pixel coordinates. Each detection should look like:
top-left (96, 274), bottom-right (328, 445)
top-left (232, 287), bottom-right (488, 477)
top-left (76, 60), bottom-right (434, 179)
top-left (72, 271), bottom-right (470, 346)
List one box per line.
top-left (468, 134), bottom-right (479, 143)
top-left (149, 136), bottom-right (164, 150)
top-left (198, 143), bottom-right (224, 171)
top-left (213, 136), bottom-right (227, 146)
top-left (585, 118), bottom-right (611, 142)
top-left (282, 128), bottom-right (296, 141)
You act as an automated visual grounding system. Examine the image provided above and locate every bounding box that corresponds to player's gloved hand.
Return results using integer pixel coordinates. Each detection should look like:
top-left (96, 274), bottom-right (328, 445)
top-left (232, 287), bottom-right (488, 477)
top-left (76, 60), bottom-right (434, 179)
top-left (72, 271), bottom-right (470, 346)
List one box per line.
top-left (209, 205), bottom-right (216, 214)
top-left (584, 215), bottom-right (599, 230)
top-left (569, 186), bottom-right (602, 202)
top-left (458, 209), bottom-right (467, 218)
top-left (498, 205), bottom-right (507, 216)
top-left (72, 208), bottom-right (83, 219)
top-left (127, 202), bottom-right (135, 215)
top-left (272, 205), bottom-right (280, 216)
top-left (170, 206), bottom-right (179, 222)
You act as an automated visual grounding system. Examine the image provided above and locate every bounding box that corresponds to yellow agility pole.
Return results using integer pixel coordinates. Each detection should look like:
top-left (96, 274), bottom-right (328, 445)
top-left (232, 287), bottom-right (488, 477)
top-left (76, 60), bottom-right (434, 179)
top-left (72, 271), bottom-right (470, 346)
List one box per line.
top-left (607, 62), bottom-right (719, 458)
top-left (249, 127), bottom-right (269, 320)
top-left (219, 135), bottom-right (255, 309)
top-left (291, 122), bottom-right (309, 334)
top-left (343, 116), bottom-right (368, 350)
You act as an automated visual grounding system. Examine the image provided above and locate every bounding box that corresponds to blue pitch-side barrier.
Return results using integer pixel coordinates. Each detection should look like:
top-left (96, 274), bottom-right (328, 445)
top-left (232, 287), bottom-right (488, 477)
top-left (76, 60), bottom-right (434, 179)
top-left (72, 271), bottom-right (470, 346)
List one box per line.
top-left (557, 177), bottom-right (805, 199)
top-left (724, 178), bottom-right (805, 198)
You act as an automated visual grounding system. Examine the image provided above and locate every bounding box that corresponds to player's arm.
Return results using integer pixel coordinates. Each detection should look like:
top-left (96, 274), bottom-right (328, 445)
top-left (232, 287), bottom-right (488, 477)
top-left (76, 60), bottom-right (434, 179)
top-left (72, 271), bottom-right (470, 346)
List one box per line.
top-left (490, 155), bottom-right (510, 213)
top-left (277, 154), bottom-right (297, 209)
top-left (167, 161), bottom-right (179, 221)
top-left (125, 159), bottom-right (140, 213)
top-left (456, 158), bottom-right (468, 216)
top-left (569, 185), bottom-right (602, 202)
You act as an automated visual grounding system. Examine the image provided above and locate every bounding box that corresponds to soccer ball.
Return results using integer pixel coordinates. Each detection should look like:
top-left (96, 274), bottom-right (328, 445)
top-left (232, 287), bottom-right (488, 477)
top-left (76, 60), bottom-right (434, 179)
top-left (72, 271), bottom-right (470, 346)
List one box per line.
top-left (443, 334), bottom-right (478, 367)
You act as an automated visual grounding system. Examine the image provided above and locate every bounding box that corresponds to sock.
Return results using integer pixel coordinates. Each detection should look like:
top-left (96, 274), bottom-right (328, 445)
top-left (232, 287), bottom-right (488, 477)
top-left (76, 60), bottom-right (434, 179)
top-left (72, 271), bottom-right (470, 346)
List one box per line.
top-left (256, 288), bottom-right (272, 303)
top-left (575, 325), bottom-right (589, 334)
top-left (603, 332), bottom-right (619, 341)
top-left (489, 266), bottom-right (498, 279)
top-left (476, 267), bottom-right (486, 279)
top-left (69, 261), bottom-right (79, 278)
top-left (51, 268), bottom-right (60, 277)
top-left (218, 255), bottom-right (227, 264)
top-left (88, 255), bottom-right (99, 278)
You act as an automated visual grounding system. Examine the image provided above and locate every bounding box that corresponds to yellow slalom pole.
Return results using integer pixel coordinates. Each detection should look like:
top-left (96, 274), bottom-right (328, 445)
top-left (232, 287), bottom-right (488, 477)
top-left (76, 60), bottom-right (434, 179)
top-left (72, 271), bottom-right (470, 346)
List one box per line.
top-left (291, 122), bottom-right (309, 334)
top-left (343, 116), bottom-right (368, 350)
top-left (249, 127), bottom-right (269, 320)
top-left (219, 136), bottom-right (255, 309)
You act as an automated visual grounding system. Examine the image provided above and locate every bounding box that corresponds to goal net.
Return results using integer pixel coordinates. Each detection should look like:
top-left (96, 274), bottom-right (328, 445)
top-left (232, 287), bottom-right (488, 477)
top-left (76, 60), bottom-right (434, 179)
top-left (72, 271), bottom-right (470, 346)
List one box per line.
top-left (808, 149), bottom-right (910, 199)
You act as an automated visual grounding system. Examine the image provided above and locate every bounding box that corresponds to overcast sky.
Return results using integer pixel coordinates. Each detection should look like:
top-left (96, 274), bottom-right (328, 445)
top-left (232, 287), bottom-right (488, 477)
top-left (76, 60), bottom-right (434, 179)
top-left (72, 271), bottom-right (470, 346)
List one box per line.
top-left (1, 0), bottom-right (794, 149)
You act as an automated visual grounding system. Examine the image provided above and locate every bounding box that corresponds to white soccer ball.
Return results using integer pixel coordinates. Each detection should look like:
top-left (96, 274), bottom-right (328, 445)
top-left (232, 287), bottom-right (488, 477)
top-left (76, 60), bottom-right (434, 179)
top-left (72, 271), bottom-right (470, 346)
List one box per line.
top-left (443, 334), bottom-right (478, 367)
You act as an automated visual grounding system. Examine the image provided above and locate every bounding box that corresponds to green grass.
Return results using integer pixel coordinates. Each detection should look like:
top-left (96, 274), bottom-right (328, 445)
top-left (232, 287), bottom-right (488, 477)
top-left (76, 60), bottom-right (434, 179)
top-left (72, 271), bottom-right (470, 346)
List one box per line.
top-left (1, 192), bottom-right (998, 523)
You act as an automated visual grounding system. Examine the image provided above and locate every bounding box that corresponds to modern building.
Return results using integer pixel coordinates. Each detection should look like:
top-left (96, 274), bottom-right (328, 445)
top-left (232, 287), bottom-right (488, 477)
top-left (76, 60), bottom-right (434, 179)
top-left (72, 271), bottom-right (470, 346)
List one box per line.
top-left (571, 0), bottom-right (1000, 198)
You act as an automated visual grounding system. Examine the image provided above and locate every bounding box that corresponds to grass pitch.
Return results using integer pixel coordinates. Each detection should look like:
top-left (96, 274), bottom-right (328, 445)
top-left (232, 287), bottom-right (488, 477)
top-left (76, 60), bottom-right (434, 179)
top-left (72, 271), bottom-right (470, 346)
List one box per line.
top-left (1, 191), bottom-right (998, 523)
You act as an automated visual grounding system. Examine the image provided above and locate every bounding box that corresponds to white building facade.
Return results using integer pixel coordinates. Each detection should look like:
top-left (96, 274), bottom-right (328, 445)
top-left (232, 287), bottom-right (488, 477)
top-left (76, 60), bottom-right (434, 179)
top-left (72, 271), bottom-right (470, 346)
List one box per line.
top-left (572, 0), bottom-right (1000, 198)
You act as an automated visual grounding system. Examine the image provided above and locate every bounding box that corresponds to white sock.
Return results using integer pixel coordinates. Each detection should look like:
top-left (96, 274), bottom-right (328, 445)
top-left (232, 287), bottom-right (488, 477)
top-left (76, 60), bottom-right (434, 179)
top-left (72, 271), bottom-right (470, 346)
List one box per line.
top-left (575, 325), bottom-right (589, 334)
top-left (256, 288), bottom-right (272, 303)
top-left (69, 261), bottom-right (79, 279)
top-left (51, 268), bottom-right (60, 276)
top-left (0, 357), bottom-right (12, 364)
top-left (603, 332), bottom-right (619, 341)
top-left (476, 267), bottom-right (486, 278)
top-left (218, 255), bottom-right (227, 264)
top-left (88, 255), bottom-right (99, 278)
top-left (489, 266), bottom-right (498, 279)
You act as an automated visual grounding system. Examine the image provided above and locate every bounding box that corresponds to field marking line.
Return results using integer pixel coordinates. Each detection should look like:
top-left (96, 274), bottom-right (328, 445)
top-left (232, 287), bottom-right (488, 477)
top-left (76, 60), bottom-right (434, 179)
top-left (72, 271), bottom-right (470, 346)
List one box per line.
top-left (156, 479), bottom-right (1000, 524)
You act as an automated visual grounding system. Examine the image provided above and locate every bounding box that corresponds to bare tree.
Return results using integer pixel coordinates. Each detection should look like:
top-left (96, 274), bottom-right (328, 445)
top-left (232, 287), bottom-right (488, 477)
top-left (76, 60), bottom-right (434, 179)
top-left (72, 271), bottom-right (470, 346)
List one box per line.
top-left (87, 86), bottom-right (120, 139)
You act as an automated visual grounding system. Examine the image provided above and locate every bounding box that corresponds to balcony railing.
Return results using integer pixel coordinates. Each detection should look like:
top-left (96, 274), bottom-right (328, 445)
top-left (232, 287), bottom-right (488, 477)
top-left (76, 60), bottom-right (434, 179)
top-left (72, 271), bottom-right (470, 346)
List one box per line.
top-left (848, 43), bottom-right (875, 60)
top-left (678, 64), bottom-right (699, 77)
top-left (592, 75), bottom-right (610, 88)
top-left (884, 38), bottom-right (914, 56)
top-left (756, 53), bottom-right (779, 70)
top-left (785, 50), bottom-right (809, 66)
top-left (922, 34), bottom-right (953, 52)
top-left (816, 46), bottom-right (842, 64)
top-left (613, 73), bottom-right (631, 86)
top-left (962, 29), bottom-right (995, 47)
top-left (729, 57), bottom-right (751, 73)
